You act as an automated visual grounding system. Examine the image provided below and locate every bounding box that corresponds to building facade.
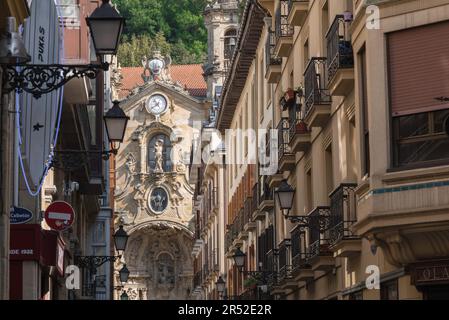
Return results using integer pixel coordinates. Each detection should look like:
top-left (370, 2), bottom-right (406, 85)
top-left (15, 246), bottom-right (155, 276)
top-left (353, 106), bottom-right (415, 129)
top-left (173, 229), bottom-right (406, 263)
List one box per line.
top-left (112, 54), bottom-right (208, 300)
top-left (3, 0), bottom-right (118, 300)
top-left (193, 0), bottom-right (449, 300)
top-left (0, 0), bottom-right (30, 300)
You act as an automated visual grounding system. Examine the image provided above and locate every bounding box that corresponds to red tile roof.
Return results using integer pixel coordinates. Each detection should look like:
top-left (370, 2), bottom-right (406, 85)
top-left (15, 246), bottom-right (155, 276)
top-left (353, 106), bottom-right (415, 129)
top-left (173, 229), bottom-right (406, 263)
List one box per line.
top-left (118, 64), bottom-right (207, 99)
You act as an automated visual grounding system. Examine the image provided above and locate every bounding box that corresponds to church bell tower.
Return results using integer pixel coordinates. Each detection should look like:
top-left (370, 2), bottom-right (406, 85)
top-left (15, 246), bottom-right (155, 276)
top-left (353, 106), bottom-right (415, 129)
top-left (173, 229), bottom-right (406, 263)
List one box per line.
top-left (203, 0), bottom-right (240, 122)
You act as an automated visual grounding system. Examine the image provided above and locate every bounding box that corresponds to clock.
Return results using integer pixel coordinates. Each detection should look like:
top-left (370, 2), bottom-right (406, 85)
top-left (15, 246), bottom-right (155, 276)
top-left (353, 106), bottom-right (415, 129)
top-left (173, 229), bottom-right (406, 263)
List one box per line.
top-left (146, 94), bottom-right (168, 115)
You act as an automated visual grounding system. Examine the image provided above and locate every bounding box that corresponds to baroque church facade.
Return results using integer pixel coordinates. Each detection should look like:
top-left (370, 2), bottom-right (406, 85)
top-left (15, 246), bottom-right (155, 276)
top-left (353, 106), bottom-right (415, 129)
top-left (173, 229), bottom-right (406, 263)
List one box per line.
top-left (112, 53), bottom-right (208, 300)
top-left (112, 0), bottom-right (239, 300)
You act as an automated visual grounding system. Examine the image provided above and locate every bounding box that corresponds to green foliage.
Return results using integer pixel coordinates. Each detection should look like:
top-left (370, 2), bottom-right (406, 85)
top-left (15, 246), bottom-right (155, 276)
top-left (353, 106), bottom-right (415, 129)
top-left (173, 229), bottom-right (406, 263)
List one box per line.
top-left (114, 0), bottom-right (208, 66)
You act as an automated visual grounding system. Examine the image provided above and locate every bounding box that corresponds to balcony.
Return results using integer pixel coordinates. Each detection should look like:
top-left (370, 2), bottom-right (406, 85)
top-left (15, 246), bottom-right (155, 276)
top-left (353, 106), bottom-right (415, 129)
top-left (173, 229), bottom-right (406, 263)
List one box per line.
top-left (326, 15), bottom-right (354, 96)
top-left (252, 183), bottom-right (265, 221)
top-left (265, 249), bottom-right (278, 288)
top-left (258, 177), bottom-right (274, 212)
top-left (291, 225), bottom-right (314, 282)
top-left (277, 118), bottom-right (295, 172)
top-left (277, 239), bottom-right (297, 290)
top-left (236, 208), bottom-right (249, 241)
top-left (288, 102), bottom-right (311, 153)
top-left (329, 183), bottom-right (361, 257)
top-left (287, 0), bottom-right (309, 27)
top-left (225, 230), bottom-right (234, 255)
top-left (306, 207), bottom-right (334, 271)
top-left (265, 30), bottom-right (282, 83)
top-left (274, 0), bottom-right (294, 57)
top-left (304, 58), bottom-right (332, 128)
top-left (244, 197), bottom-right (257, 232)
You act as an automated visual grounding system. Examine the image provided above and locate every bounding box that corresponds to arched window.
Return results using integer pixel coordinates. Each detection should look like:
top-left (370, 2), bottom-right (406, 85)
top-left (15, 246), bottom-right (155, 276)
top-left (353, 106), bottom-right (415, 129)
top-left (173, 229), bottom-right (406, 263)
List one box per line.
top-left (148, 134), bottom-right (172, 172)
top-left (224, 29), bottom-right (237, 72)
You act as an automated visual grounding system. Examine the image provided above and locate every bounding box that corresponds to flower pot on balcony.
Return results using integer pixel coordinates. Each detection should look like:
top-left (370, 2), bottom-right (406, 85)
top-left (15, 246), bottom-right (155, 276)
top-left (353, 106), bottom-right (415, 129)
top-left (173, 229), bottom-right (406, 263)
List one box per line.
top-left (296, 120), bottom-right (309, 134)
top-left (284, 88), bottom-right (296, 102)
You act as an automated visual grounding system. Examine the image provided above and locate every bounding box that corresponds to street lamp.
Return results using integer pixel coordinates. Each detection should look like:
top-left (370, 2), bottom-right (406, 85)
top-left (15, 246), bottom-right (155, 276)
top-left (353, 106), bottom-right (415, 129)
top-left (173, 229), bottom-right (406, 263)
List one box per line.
top-left (113, 225), bottom-right (129, 253)
top-left (86, 0), bottom-right (125, 56)
top-left (215, 276), bottom-right (226, 296)
top-left (275, 179), bottom-right (295, 218)
top-left (120, 291), bottom-right (129, 300)
top-left (119, 264), bottom-right (130, 284)
top-left (76, 225), bottom-right (129, 277)
top-left (103, 101), bottom-right (130, 157)
top-left (231, 247), bottom-right (246, 271)
top-left (0, 0), bottom-right (126, 98)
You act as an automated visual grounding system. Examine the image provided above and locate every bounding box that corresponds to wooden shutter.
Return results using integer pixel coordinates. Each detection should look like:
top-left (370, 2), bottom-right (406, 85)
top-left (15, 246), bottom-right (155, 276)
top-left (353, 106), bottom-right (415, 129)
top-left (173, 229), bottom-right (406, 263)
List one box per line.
top-left (388, 21), bottom-right (449, 116)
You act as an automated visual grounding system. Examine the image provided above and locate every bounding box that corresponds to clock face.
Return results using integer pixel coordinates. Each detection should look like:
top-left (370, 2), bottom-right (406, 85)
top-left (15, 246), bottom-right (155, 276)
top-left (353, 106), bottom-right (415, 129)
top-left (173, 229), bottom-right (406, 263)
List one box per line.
top-left (146, 94), bottom-right (168, 115)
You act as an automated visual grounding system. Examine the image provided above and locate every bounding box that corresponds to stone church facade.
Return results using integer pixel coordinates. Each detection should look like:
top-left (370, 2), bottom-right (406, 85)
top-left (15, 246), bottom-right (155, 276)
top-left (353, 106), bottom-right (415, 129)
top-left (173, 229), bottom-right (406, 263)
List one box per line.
top-left (112, 53), bottom-right (208, 300)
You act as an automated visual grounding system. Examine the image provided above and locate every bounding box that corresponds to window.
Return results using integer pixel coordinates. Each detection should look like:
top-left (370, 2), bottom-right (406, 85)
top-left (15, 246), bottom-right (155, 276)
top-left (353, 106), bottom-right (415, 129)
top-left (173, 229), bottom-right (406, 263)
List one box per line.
top-left (393, 109), bottom-right (449, 167)
top-left (306, 169), bottom-right (313, 213)
top-left (321, 1), bottom-right (329, 55)
top-left (380, 280), bottom-right (399, 300)
top-left (148, 134), bottom-right (172, 172)
top-left (325, 145), bottom-right (334, 196)
top-left (303, 39), bottom-right (310, 70)
top-left (358, 46), bottom-right (370, 176)
top-left (388, 21), bottom-right (449, 168)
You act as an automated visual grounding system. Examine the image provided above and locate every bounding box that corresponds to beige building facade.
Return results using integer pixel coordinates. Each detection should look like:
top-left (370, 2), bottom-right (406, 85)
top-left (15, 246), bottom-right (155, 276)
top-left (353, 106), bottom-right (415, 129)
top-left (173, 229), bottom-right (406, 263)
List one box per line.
top-left (193, 0), bottom-right (449, 300)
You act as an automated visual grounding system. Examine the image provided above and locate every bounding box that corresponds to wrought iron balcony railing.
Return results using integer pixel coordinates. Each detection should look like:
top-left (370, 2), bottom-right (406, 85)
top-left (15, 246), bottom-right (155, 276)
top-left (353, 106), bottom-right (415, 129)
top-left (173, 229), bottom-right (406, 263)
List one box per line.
top-left (329, 183), bottom-right (358, 246)
top-left (258, 175), bottom-right (273, 204)
top-left (265, 29), bottom-right (282, 73)
top-left (265, 249), bottom-right (278, 287)
top-left (304, 57), bottom-right (332, 118)
top-left (251, 182), bottom-right (259, 213)
top-left (275, 0), bottom-right (294, 40)
top-left (290, 224), bottom-right (311, 275)
top-left (288, 101), bottom-right (309, 142)
top-left (307, 207), bottom-right (332, 260)
top-left (326, 15), bottom-right (354, 83)
top-left (277, 117), bottom-right (293, 162)
top-left (278, 239), bottom-right (292, 281)
top-left (244, 197), bottom-right (252, 227)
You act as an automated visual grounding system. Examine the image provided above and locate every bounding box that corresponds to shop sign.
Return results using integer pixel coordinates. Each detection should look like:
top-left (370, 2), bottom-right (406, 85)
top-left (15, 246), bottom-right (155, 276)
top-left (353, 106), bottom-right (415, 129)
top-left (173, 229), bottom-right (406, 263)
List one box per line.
top-left (10, 206), bottom-right (33, 224)
top-left (411, 261), bottom-right (449, 286)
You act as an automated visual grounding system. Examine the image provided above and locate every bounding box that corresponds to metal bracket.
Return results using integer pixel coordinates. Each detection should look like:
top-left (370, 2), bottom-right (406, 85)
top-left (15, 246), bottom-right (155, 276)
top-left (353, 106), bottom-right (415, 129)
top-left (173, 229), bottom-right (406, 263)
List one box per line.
top-left (2, 62), bottom-right (109, 99)
top-left (75, 255), bottom-right (121, 274)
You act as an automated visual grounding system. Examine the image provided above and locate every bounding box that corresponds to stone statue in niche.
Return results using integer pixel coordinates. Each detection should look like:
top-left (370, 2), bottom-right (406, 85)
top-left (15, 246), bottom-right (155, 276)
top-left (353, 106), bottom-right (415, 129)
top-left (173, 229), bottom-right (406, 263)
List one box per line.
top-left (156, 253), bottom-right (175, 287)
top-left (154, 139), bottom-right (164, 173)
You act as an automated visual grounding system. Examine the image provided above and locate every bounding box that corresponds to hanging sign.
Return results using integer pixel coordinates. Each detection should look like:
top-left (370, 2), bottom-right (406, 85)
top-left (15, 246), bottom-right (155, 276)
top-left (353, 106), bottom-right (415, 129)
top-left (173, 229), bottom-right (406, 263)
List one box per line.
top-left (20, 0), bottom-right (63, 189)
top-left (44, 201), bottom-right (75, 231)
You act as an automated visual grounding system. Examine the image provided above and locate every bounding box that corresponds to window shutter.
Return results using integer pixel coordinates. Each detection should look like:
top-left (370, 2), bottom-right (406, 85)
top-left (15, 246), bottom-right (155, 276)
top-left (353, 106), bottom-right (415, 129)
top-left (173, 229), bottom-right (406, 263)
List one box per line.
top-left (388, 21), bottom-right (449, 116)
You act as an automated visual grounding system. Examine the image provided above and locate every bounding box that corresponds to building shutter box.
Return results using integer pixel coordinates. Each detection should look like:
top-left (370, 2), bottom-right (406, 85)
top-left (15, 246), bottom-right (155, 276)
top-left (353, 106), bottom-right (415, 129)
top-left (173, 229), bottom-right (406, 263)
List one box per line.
top-left (388, 21), bottom-right (449, 116)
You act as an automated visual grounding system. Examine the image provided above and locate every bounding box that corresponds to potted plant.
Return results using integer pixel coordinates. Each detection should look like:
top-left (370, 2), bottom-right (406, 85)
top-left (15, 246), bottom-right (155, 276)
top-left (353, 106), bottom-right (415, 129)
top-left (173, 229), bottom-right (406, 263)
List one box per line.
top-left (296, 119), bottom-right (309, 134)
top-left (284, 88), bottom-right (296, 102)
top-left (243, 276), bottom-right (260, 290)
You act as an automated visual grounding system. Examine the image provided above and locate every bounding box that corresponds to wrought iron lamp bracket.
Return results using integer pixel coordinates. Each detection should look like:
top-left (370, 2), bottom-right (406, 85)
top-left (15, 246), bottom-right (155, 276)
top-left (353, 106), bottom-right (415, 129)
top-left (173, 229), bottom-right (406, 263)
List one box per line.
top-left (2, 62), bottom-right (109, 99)
top-left (76, 255), bottom-right (121, 274)
top-left (285, 210), bottom-right (331, 233)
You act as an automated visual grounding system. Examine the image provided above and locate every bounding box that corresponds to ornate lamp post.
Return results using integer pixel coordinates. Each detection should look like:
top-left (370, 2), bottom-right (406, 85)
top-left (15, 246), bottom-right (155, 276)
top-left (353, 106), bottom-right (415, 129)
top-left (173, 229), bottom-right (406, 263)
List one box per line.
top-left (76, 225), bottom-right (129, 276)
top-left (103, 101), bottom-right (130, 158)
top-left (215, 276), bottom-right (226, 299)
top-left (0, 0), bottom-right (125, 98)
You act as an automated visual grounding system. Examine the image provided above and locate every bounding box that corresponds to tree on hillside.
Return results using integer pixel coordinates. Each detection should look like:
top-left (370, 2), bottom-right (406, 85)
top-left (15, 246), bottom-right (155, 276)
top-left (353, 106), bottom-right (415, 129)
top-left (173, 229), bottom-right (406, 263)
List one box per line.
top-left (114, 0), bottom-right (208, 66)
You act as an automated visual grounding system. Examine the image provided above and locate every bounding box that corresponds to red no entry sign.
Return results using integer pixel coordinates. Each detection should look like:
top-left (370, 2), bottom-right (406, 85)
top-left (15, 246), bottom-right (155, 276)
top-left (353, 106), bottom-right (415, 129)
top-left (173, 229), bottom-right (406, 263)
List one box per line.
top-left (44, 201), bottom-right (75, 231)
